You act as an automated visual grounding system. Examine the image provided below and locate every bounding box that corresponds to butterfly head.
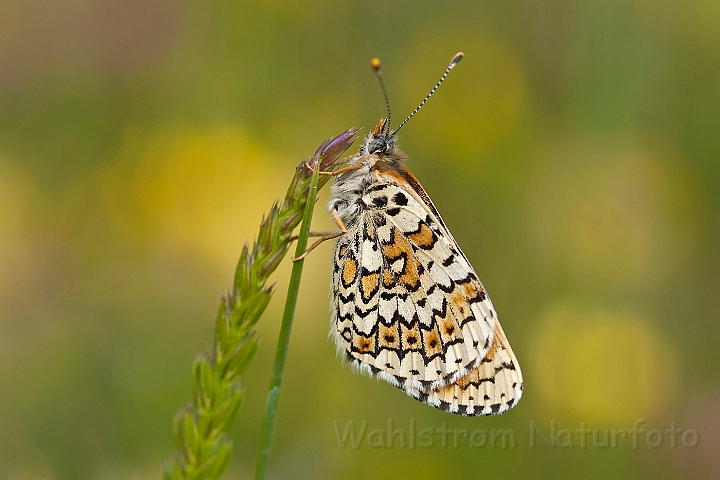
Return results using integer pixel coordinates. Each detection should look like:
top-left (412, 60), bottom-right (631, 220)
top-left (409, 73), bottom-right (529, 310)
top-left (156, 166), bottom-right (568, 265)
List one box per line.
top-left (361, 52), bottom-right (463, 160)
top-left (363, 118), bottom-right (397, 156)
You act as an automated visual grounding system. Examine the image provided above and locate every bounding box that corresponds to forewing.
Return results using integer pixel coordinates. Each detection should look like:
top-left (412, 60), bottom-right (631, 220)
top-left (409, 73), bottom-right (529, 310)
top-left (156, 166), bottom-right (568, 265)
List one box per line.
top-left (368, 181), bottom-right (497, 387)
top-left (331, 178), bottom-right (497, 391)
top-left (403, 321), bottom-right (523, 416)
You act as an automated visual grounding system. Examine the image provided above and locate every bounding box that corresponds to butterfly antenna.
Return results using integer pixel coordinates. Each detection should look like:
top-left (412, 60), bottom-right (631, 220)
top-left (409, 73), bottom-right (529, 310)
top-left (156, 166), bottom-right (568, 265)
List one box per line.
top-left (370, 58), bottom-right (392, 132)
top-left (391, 52), bottom-right (463, 136)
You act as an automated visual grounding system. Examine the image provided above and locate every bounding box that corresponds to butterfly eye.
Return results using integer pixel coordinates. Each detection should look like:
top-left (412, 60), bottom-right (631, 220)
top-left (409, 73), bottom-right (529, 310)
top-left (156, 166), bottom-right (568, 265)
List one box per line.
top-left (368, 137), bottom-right (387, 154)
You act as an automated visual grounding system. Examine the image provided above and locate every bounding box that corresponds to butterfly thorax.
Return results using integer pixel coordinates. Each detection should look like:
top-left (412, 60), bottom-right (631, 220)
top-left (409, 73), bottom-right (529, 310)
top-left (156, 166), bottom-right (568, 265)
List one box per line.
top-left (327, 118), bottom-right (406, 226)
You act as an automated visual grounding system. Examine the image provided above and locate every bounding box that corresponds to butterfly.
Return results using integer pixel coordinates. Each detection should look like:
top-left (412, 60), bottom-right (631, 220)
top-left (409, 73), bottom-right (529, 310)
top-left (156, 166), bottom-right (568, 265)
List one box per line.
top-left (301, 53), bottom-right (522, 416)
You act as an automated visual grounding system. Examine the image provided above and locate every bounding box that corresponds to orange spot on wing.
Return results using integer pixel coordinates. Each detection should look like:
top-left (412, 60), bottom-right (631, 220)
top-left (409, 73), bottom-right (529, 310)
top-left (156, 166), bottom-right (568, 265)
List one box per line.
top-left (381, 229), bottom-right (407, 259)
top-left (360, 273), bottom-right (380, 300)
top-left (401, 323), bottom-right (421, 350)
top-left (424, 328), bottom-right (442, 355)
top-left (355, 335), bottom-right (375, 353)
top-left (451, 293), bottom-right (471, 319)
top-left (440, 317), bottom-right (459, 340)
top-left (342, 257), bottom-right (357, 286)
top-left (379, 323), bottom-right (399, 348)
top-left (400, 270), bottom-right (420, 291)
top-left (382, 229), bottom-right (420, 290)
top-left (461, 280), bottom-right (483, 299)
top-left (455, 374), bottom-right (472, 388)
top-left (484, 346), bottom-right (496, 361)
top-left (408, 223), bottom-right (435, 248)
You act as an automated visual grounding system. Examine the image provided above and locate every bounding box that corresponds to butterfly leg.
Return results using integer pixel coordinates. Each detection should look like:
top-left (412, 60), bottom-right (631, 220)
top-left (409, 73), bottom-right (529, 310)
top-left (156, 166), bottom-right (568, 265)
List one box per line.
top-left (320, 162), bottom-right (367, 176)
top-left (292, 209), bottom-right (347, 261)
top-left (302, 158), bottom-right (367, 176)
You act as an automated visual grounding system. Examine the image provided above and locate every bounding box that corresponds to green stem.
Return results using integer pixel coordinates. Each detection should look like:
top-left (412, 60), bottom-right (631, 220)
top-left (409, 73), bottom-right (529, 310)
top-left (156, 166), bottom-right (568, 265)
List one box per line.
top-left (254, 163), bottom-right (321, 480)
top-left (164, 129), bottom-right (357, 480)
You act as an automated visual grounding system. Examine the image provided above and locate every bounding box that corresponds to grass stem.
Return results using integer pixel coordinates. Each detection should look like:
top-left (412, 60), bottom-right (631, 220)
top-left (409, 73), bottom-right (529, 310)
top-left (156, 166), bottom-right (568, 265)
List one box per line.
top-left (254, 162), bottom-right (320, 480)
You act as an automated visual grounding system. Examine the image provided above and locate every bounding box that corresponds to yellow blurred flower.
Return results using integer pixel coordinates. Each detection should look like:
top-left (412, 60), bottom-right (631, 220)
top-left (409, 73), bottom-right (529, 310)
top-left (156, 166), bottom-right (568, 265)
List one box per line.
top-left (532, 300), bottom-right (680, 425)
top-left (103, 124), bottom-right (288, 266)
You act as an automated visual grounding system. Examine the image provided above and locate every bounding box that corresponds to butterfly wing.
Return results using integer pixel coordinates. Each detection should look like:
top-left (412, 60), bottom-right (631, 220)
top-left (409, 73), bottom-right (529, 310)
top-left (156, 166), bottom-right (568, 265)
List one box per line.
top-left (403, 320), bottom-right (523, 416)
top-left (331, 168), bottom-right (499, 392)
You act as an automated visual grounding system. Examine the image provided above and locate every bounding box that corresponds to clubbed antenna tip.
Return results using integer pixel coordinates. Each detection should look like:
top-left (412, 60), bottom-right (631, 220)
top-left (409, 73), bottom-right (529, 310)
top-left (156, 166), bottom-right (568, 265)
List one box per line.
top-left (370, 57), bottom-right (392, 132)
top-left (450, 52), bottom-right (464, 67)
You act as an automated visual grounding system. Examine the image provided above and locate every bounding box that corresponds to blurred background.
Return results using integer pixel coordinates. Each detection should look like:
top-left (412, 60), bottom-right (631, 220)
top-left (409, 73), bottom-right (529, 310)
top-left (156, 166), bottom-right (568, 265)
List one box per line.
top-left (1, 0), bottom-right (719, 478)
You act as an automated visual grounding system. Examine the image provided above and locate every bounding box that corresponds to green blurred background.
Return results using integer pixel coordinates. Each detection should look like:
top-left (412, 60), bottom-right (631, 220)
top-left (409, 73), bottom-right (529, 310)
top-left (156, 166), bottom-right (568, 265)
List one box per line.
top-left (1, 0), bottom-right (719, 478)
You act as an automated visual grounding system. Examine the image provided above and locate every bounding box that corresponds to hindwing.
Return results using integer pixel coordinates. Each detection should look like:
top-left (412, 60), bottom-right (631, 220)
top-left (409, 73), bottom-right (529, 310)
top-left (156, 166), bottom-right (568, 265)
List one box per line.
top-left (403, 321), bottom-right (523, 416)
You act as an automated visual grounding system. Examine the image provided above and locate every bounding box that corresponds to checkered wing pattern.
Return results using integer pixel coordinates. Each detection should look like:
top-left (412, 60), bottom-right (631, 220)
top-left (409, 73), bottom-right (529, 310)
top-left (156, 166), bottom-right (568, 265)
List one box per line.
top-left (331, 170), bottom-right (510, 398)
top-left (404, 321), bottom-right (523, 416)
